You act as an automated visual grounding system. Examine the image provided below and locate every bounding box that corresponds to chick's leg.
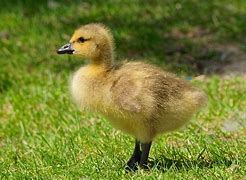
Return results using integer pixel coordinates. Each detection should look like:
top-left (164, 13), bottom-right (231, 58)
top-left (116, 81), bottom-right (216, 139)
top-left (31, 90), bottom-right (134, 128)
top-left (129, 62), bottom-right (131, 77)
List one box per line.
top-left (126, 139), bottom-right (141, 170)
top-left (139, 141), bottom-right (152, 169)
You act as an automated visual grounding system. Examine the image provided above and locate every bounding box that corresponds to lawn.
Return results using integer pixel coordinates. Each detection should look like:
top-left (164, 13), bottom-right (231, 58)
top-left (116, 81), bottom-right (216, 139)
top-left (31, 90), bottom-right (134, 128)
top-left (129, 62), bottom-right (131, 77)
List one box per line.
top-left (0, 0), bottom-right (245, 179)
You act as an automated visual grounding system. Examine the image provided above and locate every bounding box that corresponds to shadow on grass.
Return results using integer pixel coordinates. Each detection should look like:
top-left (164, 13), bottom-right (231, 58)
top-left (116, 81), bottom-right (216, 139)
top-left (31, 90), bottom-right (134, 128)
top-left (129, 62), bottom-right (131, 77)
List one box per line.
top-left (148, 151), bottom-right (232, 172)
top-left (149, 156), bottom-right (211, 171)
top-left (0, 72), bottom-right (14, 93)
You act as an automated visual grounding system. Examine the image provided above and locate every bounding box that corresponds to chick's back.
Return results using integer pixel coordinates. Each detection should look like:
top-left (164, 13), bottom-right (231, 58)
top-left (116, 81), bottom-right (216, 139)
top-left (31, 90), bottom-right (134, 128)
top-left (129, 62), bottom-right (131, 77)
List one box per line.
top-left (107, 62), bottom-right (206, 119)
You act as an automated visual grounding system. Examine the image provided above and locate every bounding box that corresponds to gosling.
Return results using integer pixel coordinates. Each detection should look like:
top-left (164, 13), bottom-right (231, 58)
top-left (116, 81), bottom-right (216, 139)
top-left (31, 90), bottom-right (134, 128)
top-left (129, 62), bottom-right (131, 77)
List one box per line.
top-left (57, 23), bottom-right (207, 170)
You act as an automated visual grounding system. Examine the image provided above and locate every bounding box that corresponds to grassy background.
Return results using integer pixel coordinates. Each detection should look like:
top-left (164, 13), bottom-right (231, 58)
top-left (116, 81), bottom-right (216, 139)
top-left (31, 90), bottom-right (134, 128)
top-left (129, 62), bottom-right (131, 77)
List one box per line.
top-left (0, 0), bottom-right (246, 179)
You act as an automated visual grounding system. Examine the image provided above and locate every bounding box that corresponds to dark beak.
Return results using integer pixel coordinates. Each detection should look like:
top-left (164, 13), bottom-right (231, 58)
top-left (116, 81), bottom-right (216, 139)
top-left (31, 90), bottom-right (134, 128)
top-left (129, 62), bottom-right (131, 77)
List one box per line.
top-left (57, 43), bottom-right (74, 54)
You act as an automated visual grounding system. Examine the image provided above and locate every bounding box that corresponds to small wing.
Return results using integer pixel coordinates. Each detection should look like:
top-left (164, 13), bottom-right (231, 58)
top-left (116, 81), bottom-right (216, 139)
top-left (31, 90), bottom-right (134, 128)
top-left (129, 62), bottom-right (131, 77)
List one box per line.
top-left (110, 77), bottom-right (142, 113)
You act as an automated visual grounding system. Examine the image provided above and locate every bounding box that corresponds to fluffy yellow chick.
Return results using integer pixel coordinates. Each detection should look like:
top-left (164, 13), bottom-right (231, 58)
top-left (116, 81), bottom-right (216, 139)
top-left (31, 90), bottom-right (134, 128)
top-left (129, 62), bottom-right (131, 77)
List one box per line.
top-left (57, 23), bottom-right (207, 170)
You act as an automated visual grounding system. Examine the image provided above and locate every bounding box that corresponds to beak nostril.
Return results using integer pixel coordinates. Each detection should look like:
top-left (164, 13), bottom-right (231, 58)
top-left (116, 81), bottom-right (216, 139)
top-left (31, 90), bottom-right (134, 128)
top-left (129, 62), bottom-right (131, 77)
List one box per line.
top-left (57, 43), bottom-right (74, 54)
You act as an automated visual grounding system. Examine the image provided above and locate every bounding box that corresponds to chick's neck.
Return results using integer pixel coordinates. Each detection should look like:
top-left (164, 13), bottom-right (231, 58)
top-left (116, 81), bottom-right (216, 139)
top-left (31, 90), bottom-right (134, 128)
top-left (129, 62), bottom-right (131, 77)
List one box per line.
top-left (91, 47), bottom-right (114, 69)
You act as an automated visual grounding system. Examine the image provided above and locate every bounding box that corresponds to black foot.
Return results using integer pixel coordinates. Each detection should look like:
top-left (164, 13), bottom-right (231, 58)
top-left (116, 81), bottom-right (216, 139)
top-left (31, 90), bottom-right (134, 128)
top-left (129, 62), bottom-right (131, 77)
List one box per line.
top-left (138, 142), bottom-right (152, 170)
top-left (125, 139), bottom-right (152, 171)
top-left (125, 151), bottom-right (142, 171)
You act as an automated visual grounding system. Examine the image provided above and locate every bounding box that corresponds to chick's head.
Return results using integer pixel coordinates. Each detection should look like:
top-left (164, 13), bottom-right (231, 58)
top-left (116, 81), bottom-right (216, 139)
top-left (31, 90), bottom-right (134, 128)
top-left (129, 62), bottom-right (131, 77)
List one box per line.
top-left (57, 24), bottom-right (114, 63)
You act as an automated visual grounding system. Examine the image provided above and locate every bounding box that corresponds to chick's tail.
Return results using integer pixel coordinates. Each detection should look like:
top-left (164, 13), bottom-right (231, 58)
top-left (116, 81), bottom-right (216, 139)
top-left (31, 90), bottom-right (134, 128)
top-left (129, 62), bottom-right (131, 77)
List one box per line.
top-left (184, 89), bottom-right (207, 111)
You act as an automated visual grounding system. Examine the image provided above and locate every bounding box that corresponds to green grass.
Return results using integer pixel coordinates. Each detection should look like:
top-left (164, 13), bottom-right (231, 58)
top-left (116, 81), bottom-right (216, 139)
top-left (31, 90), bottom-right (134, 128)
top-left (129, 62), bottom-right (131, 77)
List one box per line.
top-left (0, 0), bottom-right (246, 179)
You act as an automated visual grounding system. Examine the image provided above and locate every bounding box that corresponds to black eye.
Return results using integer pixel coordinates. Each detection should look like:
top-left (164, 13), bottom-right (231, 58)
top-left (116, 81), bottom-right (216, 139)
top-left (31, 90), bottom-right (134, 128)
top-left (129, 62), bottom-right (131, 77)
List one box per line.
top-left (78, 37), bottom-right (86, 43)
